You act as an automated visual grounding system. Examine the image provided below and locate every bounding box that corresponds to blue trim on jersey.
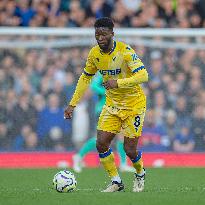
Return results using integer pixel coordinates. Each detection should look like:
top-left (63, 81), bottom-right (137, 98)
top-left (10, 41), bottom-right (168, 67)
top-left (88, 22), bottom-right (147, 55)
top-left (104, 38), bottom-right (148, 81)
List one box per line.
top-left (109, 41), bottom-right (116, 55)
top-left (132, 66), bottom-right (145, 73)
top-left (131, 151), bottom-right (142, 163)
top-left (126, 46), bottom-right (131, 50)
top-left (99, 148), bottom-right (113, 158)
top-left (84, 71), bottom-right (95, 76)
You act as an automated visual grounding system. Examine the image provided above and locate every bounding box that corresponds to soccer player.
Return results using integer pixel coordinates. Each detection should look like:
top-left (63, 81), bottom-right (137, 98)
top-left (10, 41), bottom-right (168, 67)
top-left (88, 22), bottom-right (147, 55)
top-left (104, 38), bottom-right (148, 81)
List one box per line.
top-left (72, 73), bottom-right (135, 173)
top-left (64, 17), bottom-right (148, 192)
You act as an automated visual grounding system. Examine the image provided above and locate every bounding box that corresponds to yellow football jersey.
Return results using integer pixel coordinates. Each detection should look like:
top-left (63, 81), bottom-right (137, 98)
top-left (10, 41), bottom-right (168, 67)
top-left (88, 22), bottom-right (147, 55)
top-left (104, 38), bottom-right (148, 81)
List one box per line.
top-left (84, 41), bottom-right (147, 109)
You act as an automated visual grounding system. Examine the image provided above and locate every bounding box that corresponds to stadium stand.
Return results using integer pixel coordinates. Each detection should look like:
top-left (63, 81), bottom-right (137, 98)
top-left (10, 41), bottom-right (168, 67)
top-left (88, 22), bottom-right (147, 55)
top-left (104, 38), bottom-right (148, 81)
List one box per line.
top-left (0, 0), bottom-right (205, 153)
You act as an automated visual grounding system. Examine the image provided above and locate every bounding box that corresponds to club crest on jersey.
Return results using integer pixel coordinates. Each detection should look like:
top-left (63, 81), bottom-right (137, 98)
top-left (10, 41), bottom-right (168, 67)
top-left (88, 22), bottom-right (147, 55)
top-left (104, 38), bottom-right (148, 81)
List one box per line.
top-left (99, 68), bottom-right (121, 76)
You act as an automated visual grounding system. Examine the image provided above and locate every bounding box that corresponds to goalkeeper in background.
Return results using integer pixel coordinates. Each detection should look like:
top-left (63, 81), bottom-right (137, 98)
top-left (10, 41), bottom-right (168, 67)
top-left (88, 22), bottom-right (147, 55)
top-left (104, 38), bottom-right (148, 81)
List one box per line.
top-left (64, 17), bottom-right (148, 192)
top-left (72, 73), bottom-right (135, 173)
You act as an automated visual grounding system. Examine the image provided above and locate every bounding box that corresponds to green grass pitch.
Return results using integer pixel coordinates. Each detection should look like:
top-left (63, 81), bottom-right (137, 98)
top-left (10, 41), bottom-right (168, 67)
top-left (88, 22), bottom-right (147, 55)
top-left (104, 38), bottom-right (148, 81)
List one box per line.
top-left (0, 168), bottom-right (204, 205)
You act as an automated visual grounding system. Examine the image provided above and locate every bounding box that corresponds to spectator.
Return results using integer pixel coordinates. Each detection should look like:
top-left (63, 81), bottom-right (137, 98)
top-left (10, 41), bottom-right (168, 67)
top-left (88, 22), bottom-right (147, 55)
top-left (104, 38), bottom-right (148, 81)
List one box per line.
top-left (0, 0), bottom-right (20, 26)
top-left (32, 93), bottom-right (46, 113)
top-left (164, 110), bottom-right (179, 148)
top-left (195, 0), bottom-right (205, 21)
top-left (10, 92), bottom-right (37, 139)
top-left (175, 72), bottom-right (186, 94)
top-left (198, 89), bottom-right (205, 113)
top-left (1, 56), bottom-right (15, 90)
top-left (0, 98), bottom-right (7, 123)
top-left (175, 96), bottom-right (191, 127)
top-left (187, 79), bottom-right (203, 111)
top-left (86, 0), bottom-right (113, 19)
top-left (68, 0), bottom-right (85, 27)
top-left (157, 0), bottom-right (176, 26)
top-left (121, 0), bottom-right (141, 15)
top-left (24, 131), bottom-right (39, 151)
top-left (63, 72), bottom-right (76, 103)
top-left (52, 80), bottom-right (67, 107)
top-left (166, 81), bottom-right (180, 109)
top-left (148, 50), bottom-right (164, 94)
top-left (43, 126), bottom-right (67, 151)
top-left (173, 125), bottom-right (195, 152)
top-left (15, 0), bottom-right (36, 26)
top-left (191, 105), bottom-right (205, 151)
top-left (111, 0), bottom-right (130, 27)
top-left (195, 51), bottom-right (205, 85)
top-left (140, 109), bottom-right (170, 152)
top-left (153, 90), bottom-right (167, 126)
top-left (0, 122), bottom-right (9, 150)
top-left (36, 93), bottom-right (71, 142)
top-left (13, 125), bottom-right (39, 151)
top-left (5, 89), bottom-right (17, 114)
top-left (189, 12), bottom-right (202, 28)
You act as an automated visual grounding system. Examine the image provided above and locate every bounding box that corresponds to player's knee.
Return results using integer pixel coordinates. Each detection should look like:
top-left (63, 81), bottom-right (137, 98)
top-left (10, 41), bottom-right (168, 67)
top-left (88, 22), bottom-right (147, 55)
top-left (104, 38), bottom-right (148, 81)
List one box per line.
top-left (96, 138), bottom-right (109, 153)
top-left (124, 144), bottom-right (136, 159)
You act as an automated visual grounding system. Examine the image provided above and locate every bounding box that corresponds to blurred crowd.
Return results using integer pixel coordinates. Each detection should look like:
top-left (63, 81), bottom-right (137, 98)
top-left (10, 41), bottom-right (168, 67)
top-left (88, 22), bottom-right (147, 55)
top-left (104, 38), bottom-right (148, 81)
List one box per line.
top-left (0, 0), bottom-right (205, 28)
top-left (0, 0), bottom-right (205, 153)
top-left (0, 46), bottom-right (205, 152)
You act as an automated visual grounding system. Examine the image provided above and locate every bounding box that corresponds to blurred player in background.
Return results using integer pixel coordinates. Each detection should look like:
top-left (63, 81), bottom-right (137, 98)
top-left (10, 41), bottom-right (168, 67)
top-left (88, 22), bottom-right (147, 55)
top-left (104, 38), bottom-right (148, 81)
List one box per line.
top-left (72, 73), bottom-right (134, 173)
top-left (64, 17), bottom-right (148, 192)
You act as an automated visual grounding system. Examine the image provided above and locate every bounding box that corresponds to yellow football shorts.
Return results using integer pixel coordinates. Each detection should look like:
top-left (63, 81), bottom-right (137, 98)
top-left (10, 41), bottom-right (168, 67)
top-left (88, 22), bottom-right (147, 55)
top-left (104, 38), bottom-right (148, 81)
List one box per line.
top-left (97, 105), bottom-right (146, 138)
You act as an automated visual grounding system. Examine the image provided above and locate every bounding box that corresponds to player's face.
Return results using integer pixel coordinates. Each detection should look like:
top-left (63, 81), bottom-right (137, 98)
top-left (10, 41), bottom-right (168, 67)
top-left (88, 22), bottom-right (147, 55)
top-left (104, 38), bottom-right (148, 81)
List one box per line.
top-left (95, 27), bottom-right (114, 52)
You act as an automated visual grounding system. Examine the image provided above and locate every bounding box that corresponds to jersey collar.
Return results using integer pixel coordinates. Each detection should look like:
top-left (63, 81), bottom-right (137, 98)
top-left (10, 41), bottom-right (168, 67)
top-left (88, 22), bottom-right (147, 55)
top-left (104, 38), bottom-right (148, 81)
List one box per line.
top-left (100, 41), bottom-right (116, 55)
top-left (108, 41), bottom-right (116, 55)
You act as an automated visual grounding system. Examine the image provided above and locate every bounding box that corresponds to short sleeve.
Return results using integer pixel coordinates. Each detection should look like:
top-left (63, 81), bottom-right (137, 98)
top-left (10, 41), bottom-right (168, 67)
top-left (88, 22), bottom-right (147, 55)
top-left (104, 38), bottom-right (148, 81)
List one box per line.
top-left (124, 45), bottom-right (145, 73)
top-left (84, 49), bottom-right (98, 76)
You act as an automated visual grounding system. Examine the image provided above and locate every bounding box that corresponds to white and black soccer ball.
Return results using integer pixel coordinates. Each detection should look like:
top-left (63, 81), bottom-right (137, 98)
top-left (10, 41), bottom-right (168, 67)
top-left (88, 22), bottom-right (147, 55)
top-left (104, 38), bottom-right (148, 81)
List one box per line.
top-left (53, 170), bottom-right (77, 193)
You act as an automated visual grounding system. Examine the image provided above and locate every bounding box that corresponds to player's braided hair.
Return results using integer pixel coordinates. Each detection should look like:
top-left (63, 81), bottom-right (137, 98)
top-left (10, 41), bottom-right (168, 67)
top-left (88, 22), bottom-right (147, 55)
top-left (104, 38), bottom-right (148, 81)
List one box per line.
top-left (94, 17), bottom-right (114, 30)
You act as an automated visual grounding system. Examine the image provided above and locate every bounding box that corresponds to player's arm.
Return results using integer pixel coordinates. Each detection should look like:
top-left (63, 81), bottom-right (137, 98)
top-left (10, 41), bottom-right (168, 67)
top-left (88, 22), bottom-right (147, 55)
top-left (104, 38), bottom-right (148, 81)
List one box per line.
top-left (64, 50), bottom-right (97, 119)
top-left (68, 73), bottom-right (93, 106)
top-left (117, 68), bottom-right (148, 88)
top-left (117, 46), bottom-right (148, 88)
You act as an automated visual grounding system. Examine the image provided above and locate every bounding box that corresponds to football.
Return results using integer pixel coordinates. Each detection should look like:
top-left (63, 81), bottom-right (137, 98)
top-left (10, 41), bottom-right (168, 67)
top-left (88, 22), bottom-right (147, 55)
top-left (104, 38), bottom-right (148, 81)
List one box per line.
top-left (53, 170), bottom-right (77, 192)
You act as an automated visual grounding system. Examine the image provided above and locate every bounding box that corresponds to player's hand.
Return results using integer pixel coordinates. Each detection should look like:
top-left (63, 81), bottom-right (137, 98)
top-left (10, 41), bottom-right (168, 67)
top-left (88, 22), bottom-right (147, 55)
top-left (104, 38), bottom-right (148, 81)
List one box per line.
top-left (64, 105), bottom-right (75, 119)
top-left (103, 80), bottom-right (118, 90)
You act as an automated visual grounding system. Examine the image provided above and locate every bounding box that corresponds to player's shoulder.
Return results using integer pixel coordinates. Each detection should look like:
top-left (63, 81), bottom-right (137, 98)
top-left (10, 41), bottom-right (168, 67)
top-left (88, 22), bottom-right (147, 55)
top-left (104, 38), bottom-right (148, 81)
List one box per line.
top-left (116, 41), bottom-right (136, 60)
top-left (116, 41), bottom-right (136, 58)
top-left (116, 41), bottom-right (133, 52)
top-left (89, 45), bottom-right (100, 56)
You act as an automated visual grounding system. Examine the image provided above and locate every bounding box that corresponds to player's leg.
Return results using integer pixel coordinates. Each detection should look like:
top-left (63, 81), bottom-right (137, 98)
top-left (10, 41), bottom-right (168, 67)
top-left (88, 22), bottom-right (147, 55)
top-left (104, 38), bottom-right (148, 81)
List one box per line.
top-left (97, 130), bottom-right (124, 192)
top-left (78, 137), bottom-right (96, 158)
top-left (124, 137), bottom-right (145, 192)
top-left (116, 134), bottom-right (135, 172)
top-left (97, 106), bottom-right (124, 192)
top-left (124, 137), bottom-right (144, 174)
top-left (122, 108), bottom-right (146, 192)
top-left (72, 137), bottom-right (96, 173)
top-left (116, 139), bottom-right (126, 167)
